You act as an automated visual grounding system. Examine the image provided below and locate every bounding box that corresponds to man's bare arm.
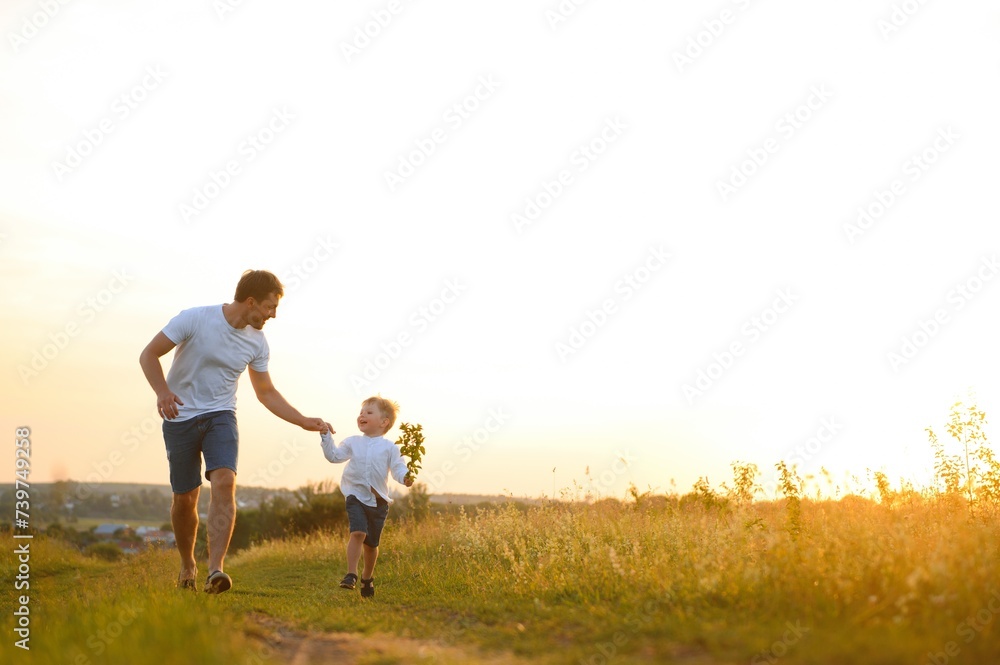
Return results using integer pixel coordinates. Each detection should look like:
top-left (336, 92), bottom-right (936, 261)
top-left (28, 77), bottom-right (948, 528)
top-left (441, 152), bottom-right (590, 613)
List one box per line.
top-left (139, 332), bottom-right (184, 419)
top-left (248, 368), bottom-right (331, 433)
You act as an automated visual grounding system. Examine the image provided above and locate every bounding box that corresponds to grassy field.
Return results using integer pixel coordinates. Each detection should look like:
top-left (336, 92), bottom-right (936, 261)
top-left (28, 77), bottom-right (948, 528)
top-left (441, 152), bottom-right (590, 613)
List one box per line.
top-left (4, 491), bottom-right (1000, 664)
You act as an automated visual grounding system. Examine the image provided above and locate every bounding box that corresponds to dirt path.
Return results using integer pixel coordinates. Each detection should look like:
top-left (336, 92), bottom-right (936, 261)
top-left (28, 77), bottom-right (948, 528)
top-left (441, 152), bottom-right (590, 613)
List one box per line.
top-left (245, 613), bottom-right (531, 665)
top-left (244, 614), bottom-right (734, 665)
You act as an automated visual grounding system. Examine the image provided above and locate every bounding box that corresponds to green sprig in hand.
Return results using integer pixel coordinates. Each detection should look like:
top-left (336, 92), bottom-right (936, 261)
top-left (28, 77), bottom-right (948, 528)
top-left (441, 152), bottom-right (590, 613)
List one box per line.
top-left (395, 422), bottom-right (425, 480)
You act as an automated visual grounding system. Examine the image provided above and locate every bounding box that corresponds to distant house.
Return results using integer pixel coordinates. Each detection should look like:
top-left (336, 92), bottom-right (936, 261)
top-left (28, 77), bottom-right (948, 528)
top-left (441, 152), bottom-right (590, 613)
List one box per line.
top-left (94, 524), bottom-right (131, 539)
top-left (115, 540), bottom-right (143, 555)
top-left (138, 529), bottom-right (176, 548)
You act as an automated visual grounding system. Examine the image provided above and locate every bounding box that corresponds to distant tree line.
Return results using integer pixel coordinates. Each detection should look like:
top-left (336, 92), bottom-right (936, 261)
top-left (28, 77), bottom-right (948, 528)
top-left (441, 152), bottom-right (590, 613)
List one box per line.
top-left (6, 480), bottom-right (437, 558)
top-left (218, 480), bottom-right (434, 555)
top-left (0, 481), bottom-right (173, 523)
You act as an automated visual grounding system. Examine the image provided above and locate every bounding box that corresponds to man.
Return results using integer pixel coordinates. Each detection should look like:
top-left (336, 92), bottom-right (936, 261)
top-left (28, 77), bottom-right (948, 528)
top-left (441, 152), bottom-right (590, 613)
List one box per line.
top-left (139, 269), bottom-right (331, 593)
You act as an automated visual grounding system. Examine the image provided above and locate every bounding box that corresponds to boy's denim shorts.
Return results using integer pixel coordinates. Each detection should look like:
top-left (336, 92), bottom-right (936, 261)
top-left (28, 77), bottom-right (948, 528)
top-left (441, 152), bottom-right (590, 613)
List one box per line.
top-left (345, 494), bottom-right (390, 547)
top-left (162, 410), bottom-right (239, 494)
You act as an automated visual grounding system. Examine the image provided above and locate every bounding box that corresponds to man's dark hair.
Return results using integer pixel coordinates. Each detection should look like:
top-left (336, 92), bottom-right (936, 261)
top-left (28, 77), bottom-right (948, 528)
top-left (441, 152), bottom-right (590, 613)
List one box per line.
top-left (234, 270), bottom-right (284, 303)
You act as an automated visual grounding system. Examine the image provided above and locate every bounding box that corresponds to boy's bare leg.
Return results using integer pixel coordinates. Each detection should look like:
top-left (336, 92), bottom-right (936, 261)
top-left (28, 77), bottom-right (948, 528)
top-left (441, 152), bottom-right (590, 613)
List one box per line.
top-left (346, 531), bottom-right (366, 575)
top-left (361, 544), bottom-right (378, 580)
top-left (171, 486), bottom-right (200, 581)
top-left (207, 469), bottom-right (236, 573)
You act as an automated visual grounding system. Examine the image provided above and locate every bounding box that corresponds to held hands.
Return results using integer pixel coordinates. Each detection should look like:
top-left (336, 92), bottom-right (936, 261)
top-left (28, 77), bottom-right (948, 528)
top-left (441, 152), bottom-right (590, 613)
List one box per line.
top-left (301, 418), bottom-right (335, 435)
top-left (156, 390), bottom-right (184, 420)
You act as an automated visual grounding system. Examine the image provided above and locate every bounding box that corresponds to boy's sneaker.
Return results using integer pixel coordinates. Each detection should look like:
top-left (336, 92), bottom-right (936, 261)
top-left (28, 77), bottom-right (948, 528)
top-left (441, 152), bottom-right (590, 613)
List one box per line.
top-left (360, 578), bottom-right (375, 598)
top-left (339, 573), bottom-right (358, 590)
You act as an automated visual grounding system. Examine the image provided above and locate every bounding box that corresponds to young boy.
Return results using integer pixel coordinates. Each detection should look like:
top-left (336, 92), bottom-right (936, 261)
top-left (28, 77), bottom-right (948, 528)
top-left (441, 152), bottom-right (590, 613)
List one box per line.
top-left (320, 396), bottom-right (413, 598)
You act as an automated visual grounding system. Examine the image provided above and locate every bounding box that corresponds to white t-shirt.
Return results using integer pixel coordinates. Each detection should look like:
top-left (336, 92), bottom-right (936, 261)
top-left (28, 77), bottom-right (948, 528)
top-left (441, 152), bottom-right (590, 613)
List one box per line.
top-left (162, 304), bottom-right (269, 421)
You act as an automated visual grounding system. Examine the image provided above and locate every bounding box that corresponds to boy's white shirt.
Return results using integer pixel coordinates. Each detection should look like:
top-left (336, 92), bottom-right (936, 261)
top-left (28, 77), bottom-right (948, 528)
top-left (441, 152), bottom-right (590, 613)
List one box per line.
top-left (320, 431), bottom-right (409, 507)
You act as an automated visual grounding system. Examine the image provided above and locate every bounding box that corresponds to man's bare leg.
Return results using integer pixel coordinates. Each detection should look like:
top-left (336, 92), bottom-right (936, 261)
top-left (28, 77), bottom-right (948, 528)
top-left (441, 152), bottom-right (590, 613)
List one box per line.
top-left (206, 468), bottom-right (236, 574)
top-left (171, 486), bottom-right (200, 584)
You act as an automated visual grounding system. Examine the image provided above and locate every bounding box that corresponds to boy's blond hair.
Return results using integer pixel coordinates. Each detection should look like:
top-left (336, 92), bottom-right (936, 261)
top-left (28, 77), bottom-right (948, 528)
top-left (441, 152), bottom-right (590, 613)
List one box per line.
top-left (363, 395), bottom-right (399, 434)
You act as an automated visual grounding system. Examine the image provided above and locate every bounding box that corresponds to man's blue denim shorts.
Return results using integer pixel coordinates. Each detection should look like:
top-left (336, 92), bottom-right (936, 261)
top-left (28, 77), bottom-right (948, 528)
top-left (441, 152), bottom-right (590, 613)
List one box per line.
top-left (345, 494), bottom-right (390, 547)
top-left (162, 410), bottom-right (239, 494)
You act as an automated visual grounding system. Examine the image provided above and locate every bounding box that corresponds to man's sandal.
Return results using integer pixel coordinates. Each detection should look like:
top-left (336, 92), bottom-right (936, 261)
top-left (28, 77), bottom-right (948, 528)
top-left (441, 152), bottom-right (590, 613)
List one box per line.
top-left (339, 573), bottom-right (358, 590)
top-left (204, 570), bottom-right (232, 594)
top-left (360, 578), bottom-right (375, 598)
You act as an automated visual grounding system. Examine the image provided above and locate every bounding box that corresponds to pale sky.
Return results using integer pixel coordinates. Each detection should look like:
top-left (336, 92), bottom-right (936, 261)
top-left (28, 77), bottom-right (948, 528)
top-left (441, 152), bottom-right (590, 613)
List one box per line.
top-left (3, 0), bottom-right (999, 501)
